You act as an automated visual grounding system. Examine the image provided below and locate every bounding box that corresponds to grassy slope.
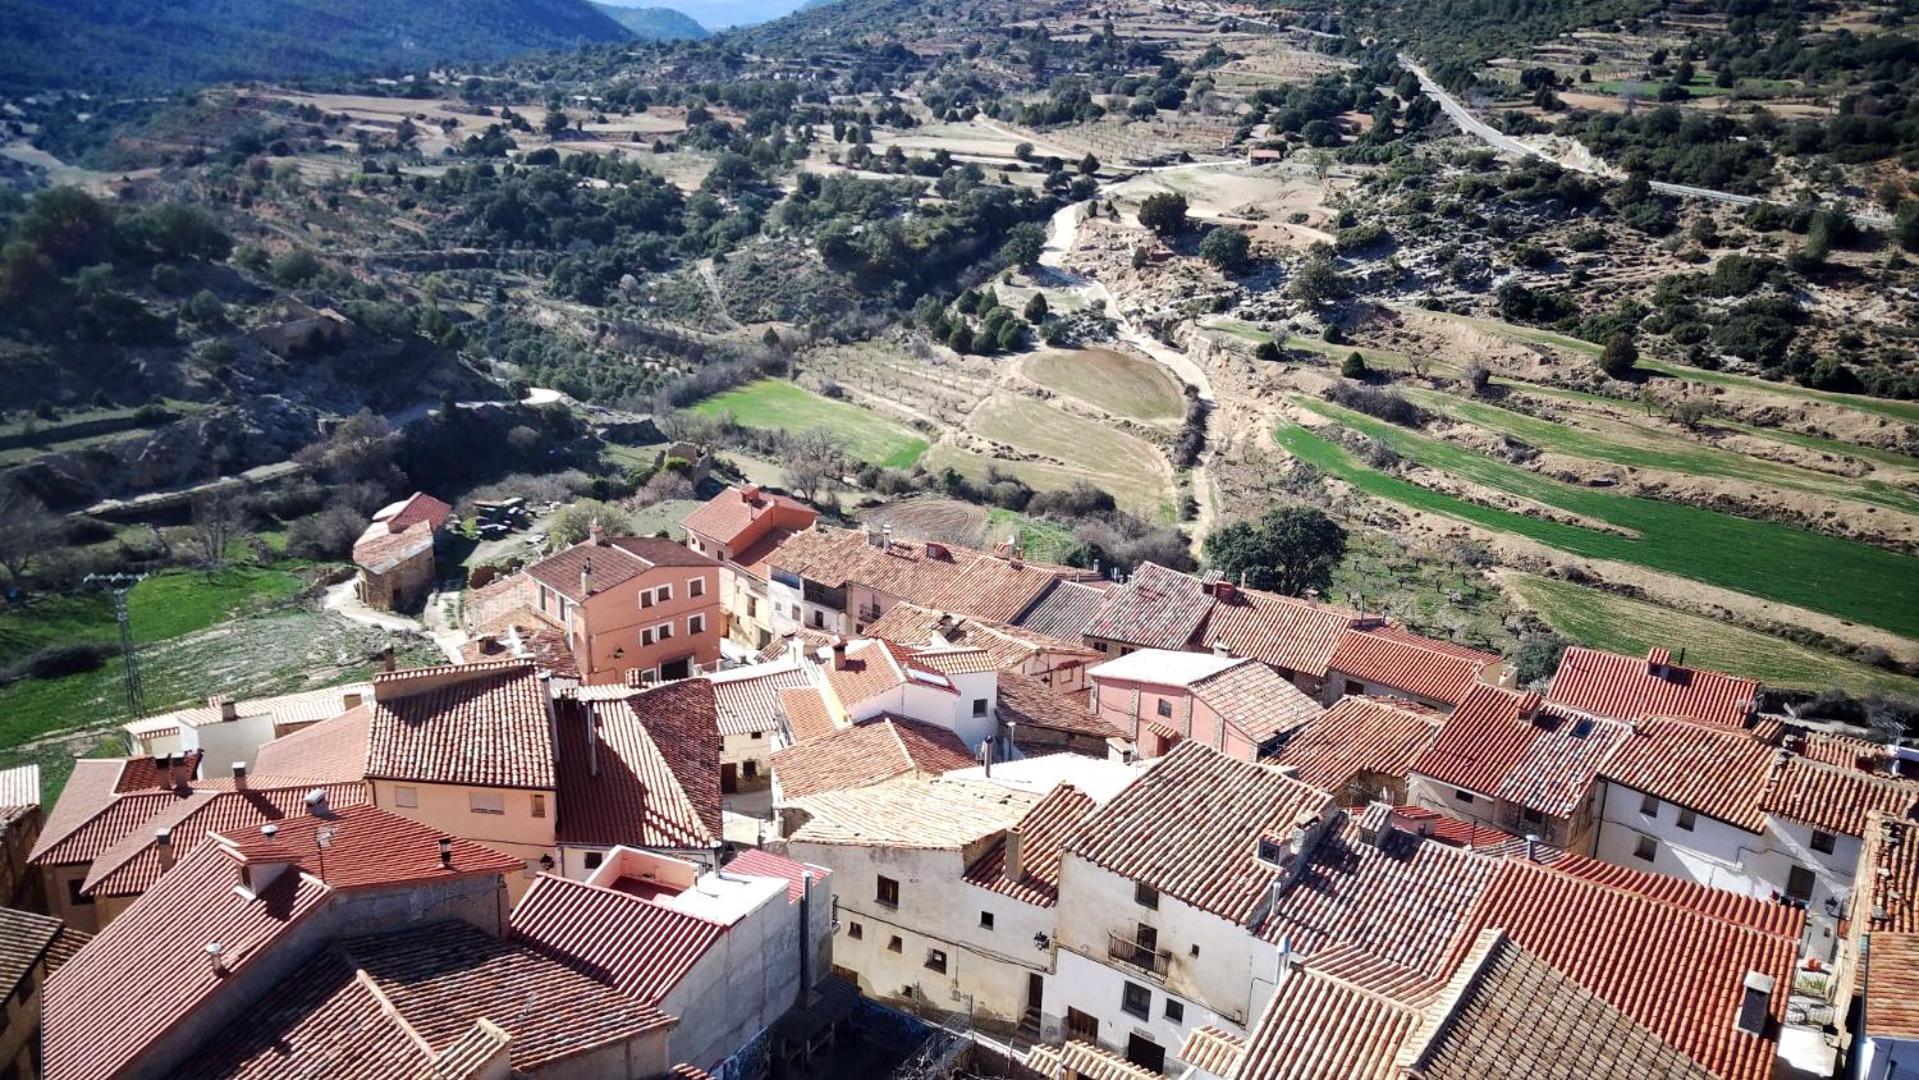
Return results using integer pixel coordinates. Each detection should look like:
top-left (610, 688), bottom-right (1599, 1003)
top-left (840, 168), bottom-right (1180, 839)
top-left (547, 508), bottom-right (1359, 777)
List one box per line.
top-left (0, 566), bottom-right (306, 662)
top-left (1024, 349), bottom-right (1185, 421)
top-left (1283, 403), bottom-right (1919, 639)
top-left (1508, 573), bottom-right (1919, 699)
top-left (692, 379), bottom-right (928, 468)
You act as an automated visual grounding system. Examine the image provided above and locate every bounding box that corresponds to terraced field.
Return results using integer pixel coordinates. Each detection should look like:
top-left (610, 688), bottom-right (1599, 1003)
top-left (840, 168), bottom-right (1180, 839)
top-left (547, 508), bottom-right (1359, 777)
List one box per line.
top-left (692, 378), bottom-right (929, 468)
top-left (970, 397), bottom-right (1170, 501)
top-left (1282, 401), bottom-right (1919, 639)
top-left (1024, 348), bottom-right (1185, 422)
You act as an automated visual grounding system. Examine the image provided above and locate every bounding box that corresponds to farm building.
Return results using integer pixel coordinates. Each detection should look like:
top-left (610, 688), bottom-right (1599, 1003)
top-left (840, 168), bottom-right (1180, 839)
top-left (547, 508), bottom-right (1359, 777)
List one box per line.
top-left (352, 491), bottom-right (451, 612)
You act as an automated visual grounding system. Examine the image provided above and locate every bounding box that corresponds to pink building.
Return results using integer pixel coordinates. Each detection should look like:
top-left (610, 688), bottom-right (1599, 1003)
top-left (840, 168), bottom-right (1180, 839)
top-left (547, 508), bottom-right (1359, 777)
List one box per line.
top-left (516, 525), bottom-right (724, 685)
top-left (1086, 648), bottom-right (1322, 762)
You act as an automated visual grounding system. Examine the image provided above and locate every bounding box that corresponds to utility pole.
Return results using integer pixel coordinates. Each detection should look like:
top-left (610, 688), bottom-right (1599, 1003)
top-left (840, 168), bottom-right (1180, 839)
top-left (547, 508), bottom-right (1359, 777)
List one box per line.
top-left (87, 573), bottom-right (144, 716)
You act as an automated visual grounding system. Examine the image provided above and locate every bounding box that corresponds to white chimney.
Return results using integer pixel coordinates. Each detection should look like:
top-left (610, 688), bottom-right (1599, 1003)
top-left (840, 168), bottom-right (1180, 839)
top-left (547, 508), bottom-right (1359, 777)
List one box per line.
top-left (1735, 971), bottom-right (1774, 1036)
top-left (1003, 829), bottom-right (1024, 883)
top-left (1212, 641), bottom-right (1231, 657)
top-left (305, 787), bottom-right (332, 816)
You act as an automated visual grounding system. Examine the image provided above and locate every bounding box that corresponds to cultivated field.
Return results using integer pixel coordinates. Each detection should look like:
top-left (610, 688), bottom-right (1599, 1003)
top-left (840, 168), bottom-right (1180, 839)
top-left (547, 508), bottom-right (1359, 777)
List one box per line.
top-left (1023, 347), bottom-right (1185, 422)
top-left (692, 378), bottom-right (930, 468)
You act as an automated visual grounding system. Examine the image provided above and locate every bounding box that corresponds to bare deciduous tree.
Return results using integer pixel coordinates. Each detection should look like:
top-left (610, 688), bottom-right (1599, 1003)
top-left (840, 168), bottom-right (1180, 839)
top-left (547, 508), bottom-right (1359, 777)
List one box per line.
top-left (0, 486), bottom-right (63, 590)
top-left (190, 490), bottom-right (250, 570)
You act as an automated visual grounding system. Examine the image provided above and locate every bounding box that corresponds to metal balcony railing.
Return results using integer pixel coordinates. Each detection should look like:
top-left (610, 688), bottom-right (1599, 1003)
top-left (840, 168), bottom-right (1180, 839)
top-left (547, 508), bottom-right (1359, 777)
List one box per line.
top-left (1107, 931), bottom-right (1170, 976)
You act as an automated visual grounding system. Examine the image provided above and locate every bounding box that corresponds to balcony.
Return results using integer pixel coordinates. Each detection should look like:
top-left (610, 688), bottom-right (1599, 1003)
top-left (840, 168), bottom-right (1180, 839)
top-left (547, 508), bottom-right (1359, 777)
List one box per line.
top-left (1107, 931), bottom-right (1170, 977)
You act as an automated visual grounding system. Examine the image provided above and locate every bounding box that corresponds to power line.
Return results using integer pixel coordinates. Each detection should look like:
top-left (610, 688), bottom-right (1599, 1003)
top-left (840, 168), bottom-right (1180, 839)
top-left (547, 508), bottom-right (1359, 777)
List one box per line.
top-left (86, 573), bottom-right (145, 717)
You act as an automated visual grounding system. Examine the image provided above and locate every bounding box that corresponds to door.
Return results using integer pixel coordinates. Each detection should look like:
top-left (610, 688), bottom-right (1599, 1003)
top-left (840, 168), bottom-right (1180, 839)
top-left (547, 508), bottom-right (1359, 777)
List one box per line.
top-left (1786, 864), bottom-right (1817, 904)
top-left (660, 656), bottom-right (692, 681)
top-left (721, 763), bottom-right (738, 794)
top-left (1066, 1007), bottom-right (1097, 1043)
top-left (1125, 1033), bottom-right (1166, 1073)
top-left (1026, 973), bottom-right (1044, 1019)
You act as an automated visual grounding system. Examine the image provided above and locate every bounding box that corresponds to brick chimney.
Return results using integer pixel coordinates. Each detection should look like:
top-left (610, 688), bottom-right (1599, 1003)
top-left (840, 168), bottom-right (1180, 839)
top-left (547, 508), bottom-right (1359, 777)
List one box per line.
top-left (831, 638), bottom-right (849, 671)
top-left (341, 690), bottom-right (364, 711)
top-left (155, 827), bottom-right (175, 872)
top-left (231, 762), bottom-right (248, 790)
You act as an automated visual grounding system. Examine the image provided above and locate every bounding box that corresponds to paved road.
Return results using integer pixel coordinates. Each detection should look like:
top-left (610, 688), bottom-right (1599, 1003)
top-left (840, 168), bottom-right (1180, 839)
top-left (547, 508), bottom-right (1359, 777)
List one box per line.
top-left (1400, 56), bottom-right (1893, 230)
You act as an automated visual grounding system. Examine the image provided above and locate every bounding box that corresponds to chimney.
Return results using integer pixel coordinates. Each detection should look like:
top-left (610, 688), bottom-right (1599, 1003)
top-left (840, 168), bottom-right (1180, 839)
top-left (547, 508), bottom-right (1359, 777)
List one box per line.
top-left (1214, 579), bottom-right (1235, 601)
top-left (438, 837), bottom-right (453, 870)
top-left (1646, 646), bottom-right (1673, 677)
top-left (204, 942), bottom-right (226, 977)
top-left (381, 649), bottom-right (396, 674)
top-left (1003, 828), bottom-right (1024, 883)
top-left (1212, 640), bottom-right (1231, 658)
top-left (831, 638), bottom-right (849, 671)
top-left (212, 696), bottom-right (238, 722)
top-left (156, 827), bottom-right (175, 872)
top-left (1524, 833), bottom-right (1539, 862)
top-left (580, 556), bottom-right (593, 598)
top-left (305, 787), bottom-right (332, 817)
top-left (231, 762), bottom-right (248, 790)
top-left (740, 485), bottom-right (760, 503)
top-left (341, 691), bottom-right (364, 710)
top-left (588, 517), bottom-right (606, 546)
top-left (1735, 971), bottom-right (1774, 1036)
top-left (1516, 691), bottom-right (1542, 720)
top-left (981, 737), bottom-right (994, 778)
top-left (588, 707), bottom-right (600, 778)
top-left (866, 526), bottom-right (883, 549)
top-left (162, 753), bottom-right (179, 789)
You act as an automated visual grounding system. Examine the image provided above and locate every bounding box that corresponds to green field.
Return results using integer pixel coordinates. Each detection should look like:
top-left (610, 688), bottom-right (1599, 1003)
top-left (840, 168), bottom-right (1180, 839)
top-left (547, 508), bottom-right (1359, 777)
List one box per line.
top-left (1405, 388), bottom-right (1919, 516)
top-left (0, 566), bottom-right (308, 662)
top-left (1024, 348), bottom-right (1185, 421)
top-left (691, 379), bottom-right (929, 468)
top-left (1282, 402), bottom-right (1919, 639)
top-left (1508, 573), bottom-right (1919, 700)
top-left (985, 508), bottom-right (1080, 564)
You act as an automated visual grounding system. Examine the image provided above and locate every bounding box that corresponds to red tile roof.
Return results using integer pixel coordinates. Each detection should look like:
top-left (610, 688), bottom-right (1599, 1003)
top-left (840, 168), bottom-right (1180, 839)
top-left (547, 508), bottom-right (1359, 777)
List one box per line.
top-left (554, 682), bottom-right (722, 849)
top-left (216, 803), bottom-right (524, 890)
top-left (864, 602), bottom-right (1100, 671)
top-left (1861, 932), bottom-right (1919, 1042)
top-left (1545, 645), bottom-right (1758, 728)
top-left (251, 704), bottom-right (375, 783)
top-left (511, 873), bottom-right (725, 1003)
top-left (1084, 562), bottom-right (1214, 650)
top-left (352, 518), bottom-right (434, 575)
top-left (681, 485), bottom-right (815, 547)
top-left (963, 783), bottom-right (1097, 907)
top-left (525, 536), bottom-right (718, 604)
top-left (1327, 625), bottom-right (1497, 707)
top-left (771, 717), bottom-right (977, 800)
top-left (366, 661), bottom-right (555, 790)
top-left (379, 491), bottom-right (453, 533)
top-left (996, 671), bottom-right (1124, 742)
top-left (1270, 696), bottom-right (1442, 795)
top-left (31, 760), bottom-right (124, 863)
top-left (1599, 717), bottom-right (1778, 833)
top-left (711, 664), bottom-right (810, 737)
top-left (1539, 850), bottom-right (1806, 939)
top-left (1015, 579), bottom-right (1111, 641)
top-left (769, 527), bottom-right (1089, 625)
top-left (1068, 742), bottom-right (1335, 923)
top-left (1848, 814), bottom-right (1919, 1040)
top-left (724, 848), bottom-right (832, 904)
top-left (1189, 659), bottom-right (1324, 744)
top-left (1200, 585), bottom-right (1360, 678)
top-left (821, 641), bottom-right (908, 708)
top-left (1445, 857), bottom-right (1799, 1080)
top-left (1761, 754), bottom-right (1917, 837)
top-left (1231, 962), bottom-right (1421, 1080)
top-left (778, 687), bottom-right (840, 743)
top-left (114, 752), bottom-right (205, 793)
top-left (1410, 685), bottom-right (1629, 818)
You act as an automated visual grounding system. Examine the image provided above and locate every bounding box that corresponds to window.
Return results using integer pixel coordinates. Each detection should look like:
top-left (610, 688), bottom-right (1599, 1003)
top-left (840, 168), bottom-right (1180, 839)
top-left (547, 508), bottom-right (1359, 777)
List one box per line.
top-left (1676, 809), bottom-right (1697, 832)
top-left (1787, 864), bottom-right (1817, 903)
top-left (689, 577), bottom-right (705, 598)
top-left (887, 936), bottom-right (903, 954)
top-left (657, 621), bottom-right (673, 641)
top-left (394, 785), bottom-right (419, 809)
top-left (1189, 944), bottom-right (1200, 958)
top-left (531, 793), bottom-right (546, 819)
top-left (1256, 838), bottom-right (1285, 865)
top-left (810, 610), bottom-right (824, 629)
top-left (1520, 807), bottom-right (1545, 825)
top-left (750, 730), bottom-right (763, 740)
top-left (659, 583), bottom-right (673, 602)
top-left (1121, 981), bottom-right (1152, 1020)
top-left (743, 760), bottom-right (758, 779)
top-left (1345, 680), bottom-right (1365, 696)
top-left (1634, 835), bottom-right (1658, 862)
top-left (469, 792), bottom-right (505, 815)
top-left (1156, 698), bottom-right (1174, 718)
top-left (1455, 789), bottom-right (1475, 804)
top-left (584, 851), bottom-right (603, 870)
top-left (847, 921), bottom-right (863, 940)
top-left (641, 627), bottom-right (655, 646)
top-left (640, 589), bottom-right (655, 609)
top-left (1066, 1008), bottom-right (1099, 1042)
top-left (980, 911), bottom-right (995, 930)
top-left (747, 597), bottom-right (759, 618)
top-left (1094, 642), bottom-right (1109, 652)
top-left (66, 879), bottom-right (93, 907)
top-left (972, 698), bottom-right (988, 716)
top-left (1812, 831), bottom-right (1837, 854)
top-left (876, 875), bottom-right (899, 907)
top-left (1164, 999), bottom-right (1185, 1022)
top-left (925, 949), bottom-right (947, 974)
top-left (1640, 793), bottom-right (1658, 816)
top-left (1135, 882), bottom-right (1159, 909)
top-left (689, 614), bottom-right (706, 635)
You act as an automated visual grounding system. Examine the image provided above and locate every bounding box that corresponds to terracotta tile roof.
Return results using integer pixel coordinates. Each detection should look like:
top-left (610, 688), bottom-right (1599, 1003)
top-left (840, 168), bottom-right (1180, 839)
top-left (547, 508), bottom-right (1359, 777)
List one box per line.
top-left (1189, 658), bottom-right (1324, 744)
top-left (82, 782), bottom-right (372, 899)
top-left (907, 645), bottom-right (1000, 676)
top-left (1328, 625), bottom-right (1497, 707)
top-left (1444, 857), bottom-right (1799, 1080)
top-left (865, 602), bottom-right (1099, 671)
top-left (769, 527), bottom-right (1088, 624)
top-left (216, 803), bottom-right (524, 890)
top-left (1068, 742), bottom-right (1335, 924)
top-left (710, 662), bottom-right (810, 737)
top-left (1538, 851), bottom-right (1806, 939)
top-left (681, 485), bottom-right (815, 547)
top-left (1411, 686), bottom-right (1629, 817)
top-left (135, 684), bottom-right (369, 739)
top-left (42, 926), bottom-right (89, 974)
top-left (1545, 646), bottom-right (1758, 728)
top-left (1015, 579), bottom-right (1111, 640)
top-left (1856, 813), bottom-right (1919, 935)
top-left (33, 790), bottom-right (193, 868)
top-left (1845, 815), bottom-right (1919, 1041)
top-left (1599, 717), bottom-right (1777, 833)
top-left (378, 491), bottom-right (453, 533)
top-left (366, 661), bottom-right (555, 790)
top-left (1752, 720), bottom-right (1897, 774)
top-left (772, 716), bottom-right (976, 800)
top-left (1232, 963), bottom-right (1422, 1080)
top-left (31, 760), bottom-right (149, 864)
top-left (997, 671), bottom-right (1123, 742)
top-left (461, 619), bottom-right (581, 680)
top-left (1390, 805), bottom-right (1534, 854)
top-left (353, 518), bottom-right (435, 574)
top-left (924, 556), bottom-right (1078, 624)
top-left (1200, 585), bottom-right (1361, 678)
top-left (0, 907), bottom-right (64, 997)
top-left (822, 641), bottom-right (909, 708)
top-left (786, 775), bottom-right (1039, 849)
top-left (1177, 1026), bottom-right (1246, 1077)
top-left (114, 751), bottom-right (204, 792)
top-left (554, 682), bottom-right (722, 849)
top-left (963, 783), bottom-right (1097, 907)
top-left (511, 873), bottom-right (725, 1003)
top-left (420, 1019), bottom-right (512, 1079)
top-left (179, 947), bottom-right (434, 1080)
top-left (43, 841), bottom-right (334, 1080)
top-left (525, 536), bottom-right (718, 604)
top-left (1760, 754), bottom-right (1918, 837)
top-left (1027, 1040), bottom-right (1162, 1080)
top-left (1403, 929), bottom-right (1716, 1079)
top-left (1861, 932), bottom-right (1919, 1042)
top-left (778, 687), bottom-right (840, 743)
top-left (1085, 562), bottom-right (1214, 649)
top-left (1271, 696), bottom-right (1442, 795)
top-left (348, 921), bottom-right (674, 1070)
top-left (724, 848), bottom-right (831, 903)
top-left (1258, 823), bottom-right (1499, 974)
top-left (252, 704), bottom-right (375, 783)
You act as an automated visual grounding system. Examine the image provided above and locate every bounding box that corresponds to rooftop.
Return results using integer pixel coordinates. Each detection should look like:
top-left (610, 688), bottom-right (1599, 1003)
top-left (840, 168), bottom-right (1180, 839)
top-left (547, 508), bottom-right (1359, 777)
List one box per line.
top-left (554, 681), bottom-right (722, 849)
top-left (510, 873), bottom-right (726, 1004)
top-left (681, 484), bottom-right (816, 547)
top-left (0, 906), bottom-right (65, 998)
top-left (366, 660), bottom-right (555, 790)
top-left (525, 534), bottom-right (718, 605)
top-left (864, 602), bottom-right (1099, 671)
top-left (771, 715), bottom-right (976, 800)
top-left (963, 783), bottom-right (1097, 907)
top-left (251, 703), bottom-right (376, 783)
top-left (709, 660), bottom-right (810, 737)
top-left (1084, 562), bottom-right (1214, 650)
top-left (1014, 578), bottom-right (1112, 641)
top-left (1269, 696), bottom-right (1442, 795)
top-left (769, 526), bottom-right (1089, 625)
top-left (1327, 624), bottom-right (1499, 707)
top-left (129, 682), bottom-right (368, 739)
top-left (1410, 685), bottom-right (1630, 818)
top-left (1546, 645), bottom-right (1758, 728)
top-left (1200, 582), bottom-right (1361, 678)
top-left (1188, 657), bottom-right (1323, 745)
top-left (1086, 647), bottom-right (1242, 686)
top-left (996, 670), bottom-right (1125, 743)
top-left (786, 774), bottom-right (1040, 850)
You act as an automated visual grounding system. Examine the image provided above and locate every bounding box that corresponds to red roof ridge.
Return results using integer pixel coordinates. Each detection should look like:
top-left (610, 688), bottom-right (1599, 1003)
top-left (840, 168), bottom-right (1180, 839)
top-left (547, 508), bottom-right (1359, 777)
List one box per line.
top-left (372, 657), bottom-right (534, 685)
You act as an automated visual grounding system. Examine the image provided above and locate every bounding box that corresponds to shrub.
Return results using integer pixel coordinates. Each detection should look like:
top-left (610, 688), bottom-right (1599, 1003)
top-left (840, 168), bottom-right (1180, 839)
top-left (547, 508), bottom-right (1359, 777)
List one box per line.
top-left (1598, 332), bottom-right (1638, 378)
top-left (1325, 382), bottom-right (1427, 427)
top-left (1138, 192), bottom-right (1189, 237)
top-left (1340, 352), bottom-right (1368, 379)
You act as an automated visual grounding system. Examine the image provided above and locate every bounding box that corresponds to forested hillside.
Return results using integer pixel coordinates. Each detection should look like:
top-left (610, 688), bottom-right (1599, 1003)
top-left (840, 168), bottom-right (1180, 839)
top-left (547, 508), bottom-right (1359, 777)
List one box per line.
top-left (590, 4), bottom-right (711, 40)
